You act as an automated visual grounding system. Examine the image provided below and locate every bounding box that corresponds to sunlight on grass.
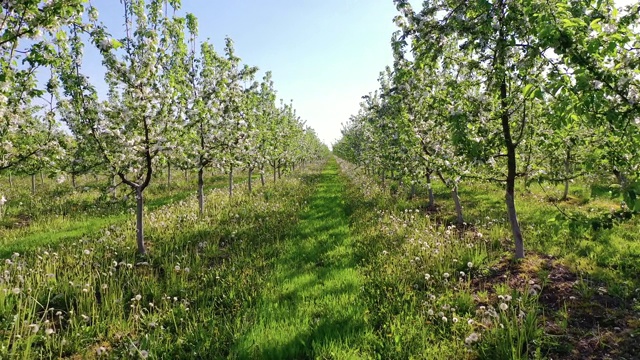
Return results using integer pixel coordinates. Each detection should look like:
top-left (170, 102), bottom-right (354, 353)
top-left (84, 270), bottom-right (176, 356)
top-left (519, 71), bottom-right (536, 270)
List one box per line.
top-left (233, 159), bottom-right (374, 359)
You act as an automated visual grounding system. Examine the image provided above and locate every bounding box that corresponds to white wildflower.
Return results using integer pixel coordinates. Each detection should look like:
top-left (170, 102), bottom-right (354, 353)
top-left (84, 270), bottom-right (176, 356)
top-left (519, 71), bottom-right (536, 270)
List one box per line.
top-left (465, 332), bottom-right (479, 344)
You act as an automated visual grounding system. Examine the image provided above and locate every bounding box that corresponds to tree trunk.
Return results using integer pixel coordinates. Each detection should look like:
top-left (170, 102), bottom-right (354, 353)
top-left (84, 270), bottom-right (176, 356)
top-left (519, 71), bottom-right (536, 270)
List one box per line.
top-left (501, 73), bottom-right (524, 259)
top-left (248, 168), bottom-right (253, 193)
top-left (561, 148), bottom-right (571, 201)
top-left (273, 163), bottom-right (277, 183)
top-left (184, 169), bottom-right (188, 182)
top-left (381, 170), bottom-right (386, 189)
top-left (614, 169), bottom-right (627, 191)
top-left (198, 167), bottom-right (204, 216)
top-left (410, 182), bottom-right (416, 200)
top-left (452, 184), bottom-right (464, 227)
top-left (40, 171), bottom-right (44, 185)
top-left (277, 164), bottom-right (282, 180)
top-left (427, 172), bottom-right (435, 208)
top-left (498, 10), bottom-right (524, 259)
top-left (167, 163), bottom-right (171, 188)
top-left (260, 164), bottom-right (265, 186)
top-left (111, 176), bottom-right (117, 199)
top-left (135, 187), bottom-right (147, 255)
top-left (31, 174), bottom-right (36, 194)
top-left (228, 164), bottom-right (234, 197)
top-left (72, 173), bottom-right (77, 189)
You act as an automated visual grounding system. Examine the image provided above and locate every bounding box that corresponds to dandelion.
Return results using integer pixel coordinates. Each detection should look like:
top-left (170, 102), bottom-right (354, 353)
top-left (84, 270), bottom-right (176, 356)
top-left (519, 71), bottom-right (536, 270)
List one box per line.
top-left (452, 317), bottom-right (459, 323)
top-left (45, 328), bottom-right (55, 335)
top-left (0, 195), bottom-right (6, 206)
top-left (460, 271), bottom-right (465, 277)
top-left (465, 332), bottom-right (479, 344)
top-left (174, 265), bottom-right (181, 272)
top-left (424, 273), bottom-right (431, 281)
top-left (140, 350), bottom-right (149, 359)
top-left (442, 316), bottom-right (448, 322)
top-left (427, 309), bottom-right (434, 316)
top-left (134, 294), bottom-right (142, 301)
top-left (467, 262), bottom-right (473, 268)
top-left (499, 303), bottom-right (508, 311)
top-left (467, 319), bottom-right (474, 325)
top-left (504, 295), bottom-right (512, 302)
top-left (12, 288), bottom-right (20, 295)
top-left (443, 272), bottom-right (450, 279)
top-left (83, 249), bottom-right (91, 255)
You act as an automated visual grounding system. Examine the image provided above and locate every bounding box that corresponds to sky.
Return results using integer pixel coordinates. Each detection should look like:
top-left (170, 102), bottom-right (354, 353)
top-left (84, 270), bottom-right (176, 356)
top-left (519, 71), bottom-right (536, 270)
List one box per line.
top-left (85, 0), bottom-right (401, 147)
top-left (83, 0), bottom-right (635, 148)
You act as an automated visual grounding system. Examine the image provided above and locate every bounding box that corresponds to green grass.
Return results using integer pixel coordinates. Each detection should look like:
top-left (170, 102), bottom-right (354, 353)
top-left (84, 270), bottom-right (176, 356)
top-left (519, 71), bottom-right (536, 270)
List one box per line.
top-left (0, 163), bottom-right (321, 359)
top-left (340, 160), bottom-right (640, 359)
top-left (2, 159), bottom-right (638, 359)
top-left (233, 159), bottom-right (374, 359)
top-left (0, 173), bottom-right (259, 258)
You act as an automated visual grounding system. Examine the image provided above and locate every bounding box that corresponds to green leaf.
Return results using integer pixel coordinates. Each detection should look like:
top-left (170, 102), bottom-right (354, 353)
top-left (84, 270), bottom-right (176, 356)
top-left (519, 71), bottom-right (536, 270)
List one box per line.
top-left (533, 89), bottom-right (544, 100)
top-left (522, 83), bottom-right (534, 97)
top-left (110, 39), bottom-right (123, 49)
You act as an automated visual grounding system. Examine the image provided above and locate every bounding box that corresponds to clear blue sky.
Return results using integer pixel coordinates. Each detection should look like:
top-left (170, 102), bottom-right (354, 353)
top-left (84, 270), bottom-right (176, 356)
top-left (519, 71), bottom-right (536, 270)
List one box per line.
top-left (86, 0), bottom-right (401, 147)
top-left (84, 0), bottom-right (634, 147)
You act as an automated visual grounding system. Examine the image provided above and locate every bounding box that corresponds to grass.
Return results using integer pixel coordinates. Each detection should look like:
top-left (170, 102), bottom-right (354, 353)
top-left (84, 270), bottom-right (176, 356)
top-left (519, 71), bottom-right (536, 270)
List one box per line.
top-left (0, 164), bottom-right (321, 359)
top-left (340, 160), bottom-right (640, 359)
top-left (1, 158), bottom-right (639, 359)
top-left (0, 173), bottom-right (259, 258)
top-left (232, 159), bottom-right (374, 359)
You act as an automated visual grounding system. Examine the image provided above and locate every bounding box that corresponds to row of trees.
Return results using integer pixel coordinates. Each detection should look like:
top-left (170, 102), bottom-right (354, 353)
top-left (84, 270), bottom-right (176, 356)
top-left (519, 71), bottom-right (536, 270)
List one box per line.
top-left (1, 0), bottom-right (327, 254)
top-left (334, 0), bottom-right (639, 258)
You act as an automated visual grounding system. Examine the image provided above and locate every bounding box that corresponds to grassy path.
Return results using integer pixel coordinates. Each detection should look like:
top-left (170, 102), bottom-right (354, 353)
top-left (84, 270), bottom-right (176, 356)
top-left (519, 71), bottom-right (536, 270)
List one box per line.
top-left (233, 160), bottom-right (373, 359)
